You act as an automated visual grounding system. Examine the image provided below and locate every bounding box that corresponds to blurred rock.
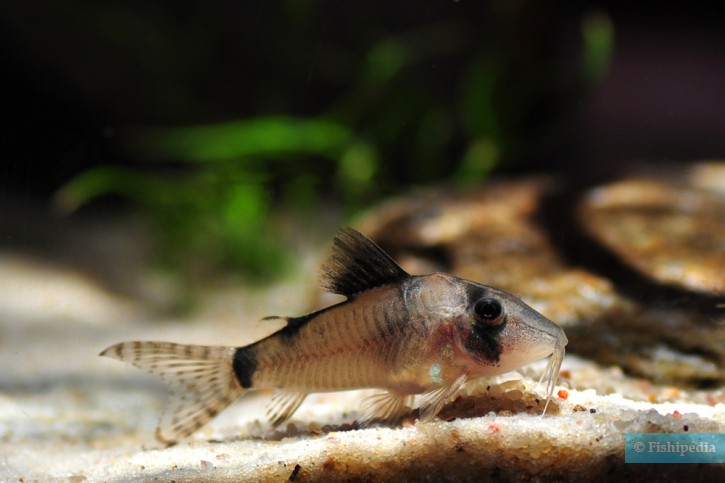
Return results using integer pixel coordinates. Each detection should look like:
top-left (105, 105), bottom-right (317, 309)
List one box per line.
top-left (359, 161), bottom-right (725, 385)
top-left (581, 163), bottom-right (725, 294)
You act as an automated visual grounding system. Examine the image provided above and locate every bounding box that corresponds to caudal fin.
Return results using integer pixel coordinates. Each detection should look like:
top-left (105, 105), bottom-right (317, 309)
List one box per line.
top-left (100, 341), bottom-right (244, 445)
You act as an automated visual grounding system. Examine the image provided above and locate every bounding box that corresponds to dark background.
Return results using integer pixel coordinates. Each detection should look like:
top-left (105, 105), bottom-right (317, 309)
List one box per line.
top-left (1, 1), bottom-right (723, 277)
top-left (3, 1), bottom-right (723, 194)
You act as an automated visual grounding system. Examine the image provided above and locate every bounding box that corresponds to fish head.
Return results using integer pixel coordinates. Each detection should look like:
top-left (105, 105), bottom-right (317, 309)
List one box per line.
top-left (450, 280), bottom-right (567, 378)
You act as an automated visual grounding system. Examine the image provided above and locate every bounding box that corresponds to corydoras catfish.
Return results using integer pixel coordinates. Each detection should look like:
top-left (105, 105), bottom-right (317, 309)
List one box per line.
top-left (101, 228), bottom-right (567, 445)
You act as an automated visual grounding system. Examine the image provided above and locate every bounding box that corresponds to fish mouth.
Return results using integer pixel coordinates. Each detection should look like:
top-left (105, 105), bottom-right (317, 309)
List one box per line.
top-left (522, 316), bottom-right (568, 363)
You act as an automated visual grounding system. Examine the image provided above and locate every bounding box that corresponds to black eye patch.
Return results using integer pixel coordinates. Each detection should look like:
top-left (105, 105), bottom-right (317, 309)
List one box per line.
top-left (464, 325), bottom-right (502, 364)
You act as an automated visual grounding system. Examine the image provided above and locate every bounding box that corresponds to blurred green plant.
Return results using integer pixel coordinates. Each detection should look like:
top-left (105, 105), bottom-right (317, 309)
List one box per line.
top-left (57, 117), bottom-right (379, 279)
top-left (49, 2), bottom-right (613, 281)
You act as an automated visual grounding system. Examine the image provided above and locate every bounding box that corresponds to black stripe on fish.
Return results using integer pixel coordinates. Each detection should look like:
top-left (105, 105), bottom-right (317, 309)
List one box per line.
top-left (232, 346), bottom-right (258, 388)
top-left (463, 283), bottom-right (506, 364)
top-left (274, 228), bottom-right (411, 344)
top-left (271, 305), bottom-right (336, 343)
top-left (278, 313), bottom-right (314, 343)
top-left (465, 325), bottom-right (503, 364)
top-left (320, 227), bottom-right (410, 298)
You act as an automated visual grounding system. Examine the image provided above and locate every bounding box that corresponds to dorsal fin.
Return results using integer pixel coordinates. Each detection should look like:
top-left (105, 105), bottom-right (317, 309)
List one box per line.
top-left (319, 227), bottom-right (410, 297)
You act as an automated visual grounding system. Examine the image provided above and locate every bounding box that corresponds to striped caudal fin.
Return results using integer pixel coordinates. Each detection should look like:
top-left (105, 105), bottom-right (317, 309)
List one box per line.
top-left (100, 341), bottom-right (243, 445)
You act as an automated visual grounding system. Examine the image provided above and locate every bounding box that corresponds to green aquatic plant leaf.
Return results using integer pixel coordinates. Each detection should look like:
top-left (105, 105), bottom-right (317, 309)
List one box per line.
top-left (127, 117), bottom-right (354, 162)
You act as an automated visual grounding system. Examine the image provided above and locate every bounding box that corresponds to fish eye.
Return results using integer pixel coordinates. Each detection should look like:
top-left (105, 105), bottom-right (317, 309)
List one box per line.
top-left (474, 298), bottom-right (504, 325)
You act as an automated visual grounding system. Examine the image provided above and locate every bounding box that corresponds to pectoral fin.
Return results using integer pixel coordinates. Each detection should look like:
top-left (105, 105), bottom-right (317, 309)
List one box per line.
top-left (360, 391), bottom-right (414, 425)
top-left (417, 372), bottom-right (468, 422)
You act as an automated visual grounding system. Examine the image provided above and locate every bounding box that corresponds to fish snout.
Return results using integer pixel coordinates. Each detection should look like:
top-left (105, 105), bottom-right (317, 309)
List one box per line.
top-left (533, 315), bottom-right (567, 357)
top-left (507, 310), bottom-right (567, 366)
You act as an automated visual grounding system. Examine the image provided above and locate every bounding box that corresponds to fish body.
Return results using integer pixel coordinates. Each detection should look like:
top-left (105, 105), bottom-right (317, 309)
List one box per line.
top-left (101, 228), bottom-right (567, 444)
